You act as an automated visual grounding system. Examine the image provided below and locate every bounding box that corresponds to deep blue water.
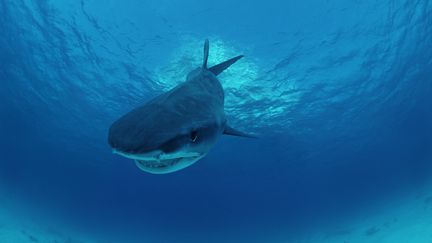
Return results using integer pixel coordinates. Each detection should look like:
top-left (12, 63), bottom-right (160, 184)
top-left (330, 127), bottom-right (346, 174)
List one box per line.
top-left (1, 0), bottom-right (431, 242)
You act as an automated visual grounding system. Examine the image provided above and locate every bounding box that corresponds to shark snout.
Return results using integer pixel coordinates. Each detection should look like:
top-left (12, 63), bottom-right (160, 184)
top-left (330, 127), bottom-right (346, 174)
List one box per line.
top-left (108, 123), bottom-right (160, 154)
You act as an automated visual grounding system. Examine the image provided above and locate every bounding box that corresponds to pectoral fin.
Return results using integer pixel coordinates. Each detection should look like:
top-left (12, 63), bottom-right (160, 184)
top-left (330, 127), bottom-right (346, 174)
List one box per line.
top-left (223, 125), bottom-right (256, 138)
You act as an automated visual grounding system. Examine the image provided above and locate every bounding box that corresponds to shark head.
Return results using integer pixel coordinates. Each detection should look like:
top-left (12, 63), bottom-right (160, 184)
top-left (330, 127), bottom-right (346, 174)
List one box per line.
top-left (108, 106), bottom-right (225, 174)
top-left (108, 39), bottom-right (254, 174)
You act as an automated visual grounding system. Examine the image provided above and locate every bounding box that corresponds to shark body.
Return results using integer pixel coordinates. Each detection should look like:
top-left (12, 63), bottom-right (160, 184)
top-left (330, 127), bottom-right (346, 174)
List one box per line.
top-left (108, 40), bottom-right (252, 174)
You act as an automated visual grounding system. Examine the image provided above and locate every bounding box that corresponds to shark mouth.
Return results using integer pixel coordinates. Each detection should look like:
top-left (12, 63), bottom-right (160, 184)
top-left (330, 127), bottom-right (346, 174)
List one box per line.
top-left (136, 158), bottom-right (182, 168)
top-left (113, 150), bottom-right (203, 174)
top-left (134, 156), bottom-right (202, 174)
top-left (136, 155), bottom-right (196, 167)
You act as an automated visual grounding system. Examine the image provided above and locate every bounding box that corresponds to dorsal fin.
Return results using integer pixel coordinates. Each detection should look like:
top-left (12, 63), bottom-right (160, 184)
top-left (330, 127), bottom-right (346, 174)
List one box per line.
top-left (209, 55), bottom-right (244, 76)
top-left (223, 124), bottom-right (256, 138)
top-left (203, 39), bottom-right (209, 68)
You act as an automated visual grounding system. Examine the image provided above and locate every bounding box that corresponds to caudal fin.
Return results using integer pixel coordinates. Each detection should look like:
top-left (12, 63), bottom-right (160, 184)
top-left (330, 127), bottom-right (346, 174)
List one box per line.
top-left (209, 55), bottom-right (244, 76)
top-left (203, 39), bottom-right (209, 68)
top-left (202, 39), bottom-right (243, 75)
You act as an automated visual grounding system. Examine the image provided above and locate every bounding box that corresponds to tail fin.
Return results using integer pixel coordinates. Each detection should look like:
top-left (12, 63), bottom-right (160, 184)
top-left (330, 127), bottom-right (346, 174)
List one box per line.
top-left (202, 39), bottom-right (243, 75)
top-left (203, 39), bottom-right (209, 68)
top-left (209, 55), bottom-right (243, 76)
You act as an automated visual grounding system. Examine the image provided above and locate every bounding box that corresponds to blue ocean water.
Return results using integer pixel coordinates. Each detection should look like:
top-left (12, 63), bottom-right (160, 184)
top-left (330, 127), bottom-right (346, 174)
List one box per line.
top-left (0, 0), bottom-right (431, 242)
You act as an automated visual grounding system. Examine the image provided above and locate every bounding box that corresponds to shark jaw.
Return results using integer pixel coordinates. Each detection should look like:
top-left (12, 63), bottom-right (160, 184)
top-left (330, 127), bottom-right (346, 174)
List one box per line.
top-left (113, 149), bottom-right (204, 174)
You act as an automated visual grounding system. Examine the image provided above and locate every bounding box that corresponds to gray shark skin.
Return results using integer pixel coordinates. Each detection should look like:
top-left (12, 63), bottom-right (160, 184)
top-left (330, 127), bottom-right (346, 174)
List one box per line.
top-left (108, 40), bottom-right (253, 174)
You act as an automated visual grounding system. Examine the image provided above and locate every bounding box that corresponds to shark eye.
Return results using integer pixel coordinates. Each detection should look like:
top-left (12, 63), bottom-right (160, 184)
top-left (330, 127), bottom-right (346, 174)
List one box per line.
top-left (190, 131), bottom-right (198, 142)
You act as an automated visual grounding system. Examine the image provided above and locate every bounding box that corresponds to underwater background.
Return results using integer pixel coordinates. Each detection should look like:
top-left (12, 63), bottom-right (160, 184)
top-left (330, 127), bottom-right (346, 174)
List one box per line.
top-left (0, 0), bottom-right (431, 242)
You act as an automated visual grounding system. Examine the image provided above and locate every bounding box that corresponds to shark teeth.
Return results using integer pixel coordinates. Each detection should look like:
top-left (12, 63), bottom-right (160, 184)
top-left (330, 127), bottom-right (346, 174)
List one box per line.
top-left (136, 157), bottom-right (185, 169)
top-left (116, 150), bottom-right (204, 173)
top-left (134, 155), bottom-right (204, 174)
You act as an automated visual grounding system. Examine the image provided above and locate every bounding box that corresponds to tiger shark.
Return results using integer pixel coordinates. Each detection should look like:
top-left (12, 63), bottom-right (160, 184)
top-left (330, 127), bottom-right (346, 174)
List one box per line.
top-left (108, 39), bottom-right (253, 174)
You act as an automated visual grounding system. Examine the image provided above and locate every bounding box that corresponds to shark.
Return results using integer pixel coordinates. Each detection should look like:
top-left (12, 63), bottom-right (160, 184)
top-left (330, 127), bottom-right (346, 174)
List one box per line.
top-left (108, 39), bottom-right (254, 174)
